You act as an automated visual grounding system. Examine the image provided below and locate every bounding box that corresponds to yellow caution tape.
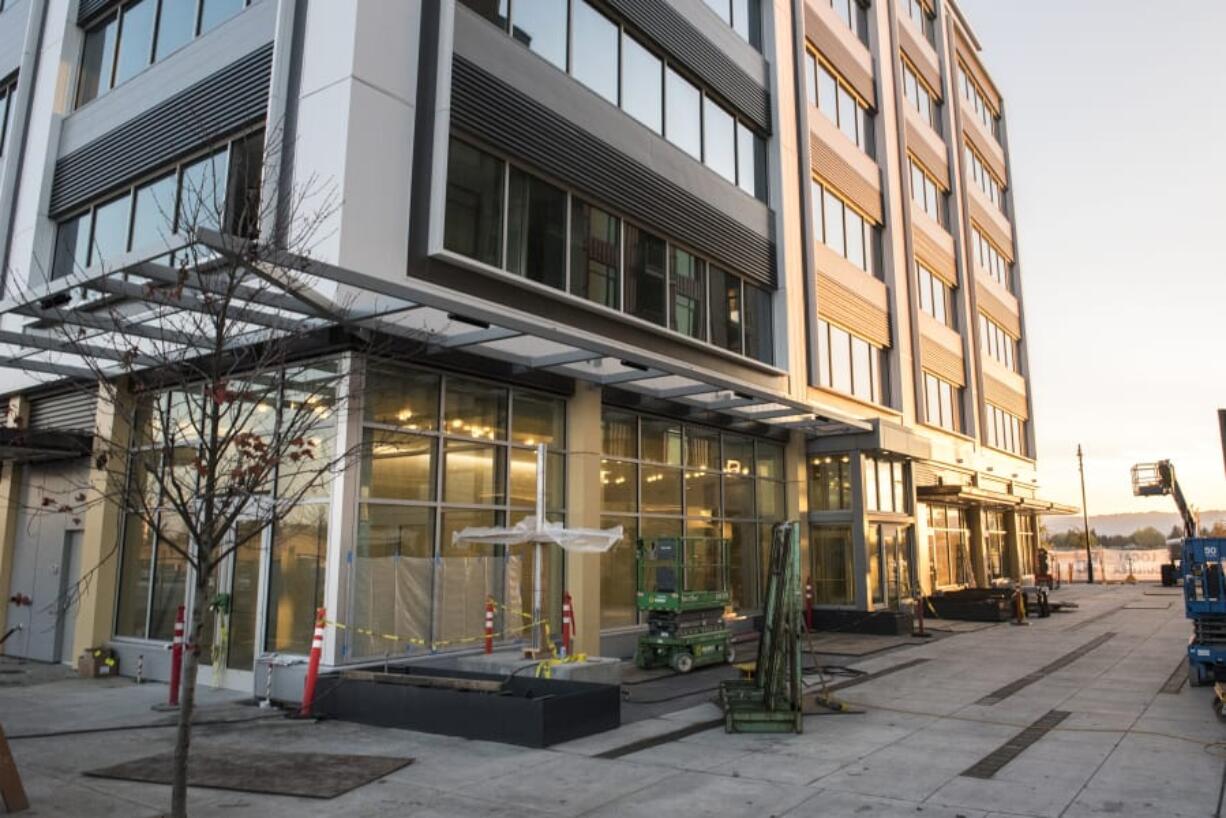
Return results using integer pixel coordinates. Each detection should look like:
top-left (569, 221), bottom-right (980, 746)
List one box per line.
top-left (324, 613), bottom-right (549, 650)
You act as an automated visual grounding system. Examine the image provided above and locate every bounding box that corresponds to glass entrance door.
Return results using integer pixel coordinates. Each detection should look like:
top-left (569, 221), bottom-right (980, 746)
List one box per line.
top-left (199, 519), bottom-right (267, 690)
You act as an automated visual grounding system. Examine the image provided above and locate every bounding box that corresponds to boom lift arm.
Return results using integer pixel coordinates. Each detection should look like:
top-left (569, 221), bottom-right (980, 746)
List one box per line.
top-left (1131, 460), bottom-right (1197, 538)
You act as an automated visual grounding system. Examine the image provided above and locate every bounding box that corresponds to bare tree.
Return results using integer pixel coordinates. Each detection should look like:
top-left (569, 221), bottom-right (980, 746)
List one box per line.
top-left (0, 128), bottom-right (408, 817)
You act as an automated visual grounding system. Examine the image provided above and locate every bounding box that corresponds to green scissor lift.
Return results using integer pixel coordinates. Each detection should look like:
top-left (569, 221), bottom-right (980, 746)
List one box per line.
top-left (634, 537), bottom-right (734, 673)
top-left (719, 522), bottom-right (804, 733)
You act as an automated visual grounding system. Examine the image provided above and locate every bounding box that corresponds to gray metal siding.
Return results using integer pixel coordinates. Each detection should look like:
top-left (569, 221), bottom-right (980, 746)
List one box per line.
top-left (49, 44), bottom-right (274, 217)
top-left (77, 0), bottom-right (115, 25)
top-left (28, 390), bottom-right (97, 432)
top-left (606, 0), bottom-right (770, 131)
top-left (451, 56), bottom-right (776, 289)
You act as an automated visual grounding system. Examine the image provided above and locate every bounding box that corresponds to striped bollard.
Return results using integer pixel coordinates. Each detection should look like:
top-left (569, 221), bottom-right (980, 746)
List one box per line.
top-left (484, 598), bottom-right (495, 655)
top-left (298, 608), bottom-right (326, 717)
top-left (804, 578), bottom-right (814, 631)
top-left (561, 592), bottom-right (574, 657)
top-left (168, 605), bottom-right (185, 706)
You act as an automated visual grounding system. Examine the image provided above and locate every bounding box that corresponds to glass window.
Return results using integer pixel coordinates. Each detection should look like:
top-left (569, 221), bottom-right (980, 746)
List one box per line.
top-left (641, 465), bottom-right (682, 514)
top-left (361, 430), bottom-right (434, 501)
top-left (601, 460), bottom-right (637, 513)
top-left (506, 168), bottom-right (567, 289)
top-left (444, 439), bottom-right (505, 505)
top-left (731, 0), bottom-right (761, 49)
top-left (709, 266), bottom-right (742, 355)
top-left (737, 122), bottom-right (766, 200)
top-left (444, 377), bottom-right (507, 440)
top-left (744, 283), bottom-right (772, 364)
top-left (850, 336), bottom-right (871, 401)
top-left (641, 417), bottom-right (682, 464)
top-left (822, 190), bottom-right (845, 256)
top-left (509, 447), bottom-right (564, 510)
top-left (512, 392), bottom-right (565, 448)
top-left (351, 504), bottom-right (433, 657)
top-left (53, 213), bottom-right (91, 280)
top-left (818, 65), bottom-right (838, 124)
top-left (510, 0), bottom-right (566, 69)
top-left (686, 426), bottom-right (721, 470)
top-left (570, 199), bottom-right (621, 309)
top-left (829, 324), bottom-right (851, 394)
top-left (0, 86), bottom-right (10, 157)
top-left (365, 367), bottom-right (439, 431)
top-left (113, 0), bottom-right (156, 85)
top-left (571, 0), bottom-right (618, 105)
top-left (155, 0), bottom-right (198, 60)
top-left (115, 514), bottom-right (155, 637)
top-left (686, 469), bottom-right (721, 517)
top-left (266, 504), bottom-right (328, 653)
top-left (703, 98), bottom-right (737, 183)
top-left (178, 147), bottom-right (228, 232)
top-left (77, 16), bottom-right (119, 105)
top-left (223, 129), bottom-right (265, 238)
top-left (665, 67), bottom-right (702, 160)
top-left (129, 172), bottom-right (178, 252)
top-left (670, 247), bottom-right (706, 339)
top-left (602, 408), bottom-right (638, 458)
top-left (704, 0), bottom-right (731, 24)
top-left (845, 208), bottom-right (865, 270)
top-left (837, 86), bottom-right (858, 144)
top-left (444, 139), bottom-right (504, 267)
top-left (198, 0), bottom-right (245, 34)
top-left (625, 224), bottom-right (667, 326)
top-left (621, 35), bottom-right (663, 133)
top-left (89, 193), bottom-right (132, 267)
top-left (804, 52), bottom-right (817, 108)
top-left (812, 525), bottom-right (853, 604)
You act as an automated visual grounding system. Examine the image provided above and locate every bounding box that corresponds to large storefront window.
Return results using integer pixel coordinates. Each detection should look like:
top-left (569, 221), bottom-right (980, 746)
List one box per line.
top-left (113, 357), bottom-right (338, 649)
top-left (867, 523), bottom-right (911, 608)
top-left (1018, 513), bottom-right (1036, 577)
top-left (809, 455), bottom-right (852, 511)
top-left (927, 503), bottom-right (969, 587)
top-left (349, 362), bottom-right (566, 659)
top-left (865, 456), bottom-right (907, 513)
top-left (811, 525), bottom-right (854, 605)
top-left (984, 510), bottom-right (1007, 580)
top-left (599, 407), bottom-right (785, 629)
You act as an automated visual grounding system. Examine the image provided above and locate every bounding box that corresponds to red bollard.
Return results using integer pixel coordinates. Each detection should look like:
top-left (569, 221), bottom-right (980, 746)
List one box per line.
top-left (804, 577), bottom-right (814, 631)
top-left (484, 598), bottom-right (495, 655)
top-left (561, 592), bottom-right (574, 657)
top-left (168, 605), bottom-right (185, 707)
top-left (298, 608), bottom-right (326, 717)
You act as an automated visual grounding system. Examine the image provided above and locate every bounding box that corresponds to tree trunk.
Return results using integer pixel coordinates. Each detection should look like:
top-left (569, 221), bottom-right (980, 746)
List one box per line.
top-left (170, 570), bottom-right (209, 818)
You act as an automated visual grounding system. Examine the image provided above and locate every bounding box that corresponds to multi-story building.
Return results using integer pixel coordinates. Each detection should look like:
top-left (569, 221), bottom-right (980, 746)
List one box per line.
top-left (0, 0), bottom-right (1071, 693)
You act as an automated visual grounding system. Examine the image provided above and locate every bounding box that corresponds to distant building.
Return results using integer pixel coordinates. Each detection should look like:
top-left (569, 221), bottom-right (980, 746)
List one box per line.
top-left (0, 0), bottom-right (1071, 693)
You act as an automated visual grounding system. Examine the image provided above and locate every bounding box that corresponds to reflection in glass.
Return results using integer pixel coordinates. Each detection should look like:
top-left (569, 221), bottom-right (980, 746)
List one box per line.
top-left (602, 409), bottom-right (638, 458)
top-left (709, 267), bottom-right (742, 354)
top-left (129, 173), bottom-right (178, 252)
top-left (703, 99), bottom-right (736, 183)
top-left (364, 367), bottom-right (440, 431)
top-left (744, 283), bottom-right (773, 364)
top-left (443, 440), bottom-right (505, 505)
top-left (670, 248), bottom-right (705, 339)
top-left (512, 392), bottom-right (565, 448)
top-left (149, 515), bottom-right (190, 641)
top-left (266, 504), bottom-right (329, 653)
top-left (621, 35), bottom-right (662, 133)
top-left (361, 430), bottom-right (434, 502)
top-left (510, 0), bottom-right (567, 69)
top-left (601, 459), bottom-right (637, 513)
top-left (625, 225), bottom-right (668, 326)
top-left (443, 377), bottom-right (507, 440)
top-left (571, 0), bottom-right (618, 104)
top-left (199, 0), bottom-right (246, 35)
top-left (600, 515), bottom-right (638, 628)
top-left (156, 0), bottom-right (198, 60)
top-left (114, 0), bottom-right (156, 86)
top-left (570, 200), bottom-right (620, 308)
top-left (811, 525), bottom-right (853, 604)
top-left (664, 67), bottom-right (701, 159)
top-left (444, 139), bottom-right (504, 267)
top-left (641, 466), bottom-right (682, 514)
top-left (89, 193), bottom-right (131, 267)
top-left (507, 168), bottom-right (567, 289)
top-left (641, 418), bottom-right (682, 465)
top-left (77, 17), bottom-right (118, 105)
top-left (115, 514), bottom-right (155, 637)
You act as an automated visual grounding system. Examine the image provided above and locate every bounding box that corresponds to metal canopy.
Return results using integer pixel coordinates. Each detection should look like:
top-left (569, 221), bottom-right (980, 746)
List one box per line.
top-left (0, 230), bottom-right (871, 437)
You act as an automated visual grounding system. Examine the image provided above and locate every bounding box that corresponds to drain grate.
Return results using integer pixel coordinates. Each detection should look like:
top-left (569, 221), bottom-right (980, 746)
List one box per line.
top-left (975, 632), bottom-right (1115, 706)
top-left (962, 709), bottom-right (1070, 779)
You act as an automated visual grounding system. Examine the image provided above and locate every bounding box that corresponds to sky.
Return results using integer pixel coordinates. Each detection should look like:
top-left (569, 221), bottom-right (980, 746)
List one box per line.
top-left (957, 0), bottom-right (1226, 515)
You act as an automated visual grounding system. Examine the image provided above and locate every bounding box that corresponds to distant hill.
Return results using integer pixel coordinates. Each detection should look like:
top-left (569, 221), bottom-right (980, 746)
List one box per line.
top-left (1043, 510), bottom-right (1226, 538)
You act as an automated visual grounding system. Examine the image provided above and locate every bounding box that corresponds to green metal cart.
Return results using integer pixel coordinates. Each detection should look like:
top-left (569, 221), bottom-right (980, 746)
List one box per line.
top-left (634, 537), bottom-right (733, 673)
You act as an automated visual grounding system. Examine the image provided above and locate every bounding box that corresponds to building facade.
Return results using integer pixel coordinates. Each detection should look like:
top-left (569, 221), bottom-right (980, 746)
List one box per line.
top-left (0, 0), bottom-right (1071, 694)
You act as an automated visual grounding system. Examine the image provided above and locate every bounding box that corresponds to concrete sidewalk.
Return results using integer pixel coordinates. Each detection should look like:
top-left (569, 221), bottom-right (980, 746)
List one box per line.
top-left (1, 583), bottom-right (1220, 817)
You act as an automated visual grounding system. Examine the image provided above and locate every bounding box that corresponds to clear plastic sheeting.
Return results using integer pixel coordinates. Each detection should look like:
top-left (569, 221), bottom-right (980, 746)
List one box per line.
top-left (451, 515), bottom-right (623, 553)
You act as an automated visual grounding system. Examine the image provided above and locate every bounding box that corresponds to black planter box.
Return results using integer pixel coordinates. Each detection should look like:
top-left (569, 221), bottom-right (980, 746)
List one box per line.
top-left (811, 608), bottom-right (914, 635)
top-left (313, 666), bottom-right (621, 748)
top-left (928, 589), bottom-right (1014, 622)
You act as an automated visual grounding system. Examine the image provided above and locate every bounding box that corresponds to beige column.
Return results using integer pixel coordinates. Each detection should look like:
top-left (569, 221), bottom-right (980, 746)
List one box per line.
top-left (0, 396), bottom-right (28, 646)
top-left (1004, 510), bottom-right (1023, 581)
top-left (967, 506), bottom-right (987, 588)
top-left (565, 381), bottom-right (602, 655)
top-left (71, 383), bottom-right (132, 660)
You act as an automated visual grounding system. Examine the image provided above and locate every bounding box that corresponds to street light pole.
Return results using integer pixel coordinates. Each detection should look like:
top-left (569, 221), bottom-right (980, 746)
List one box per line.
top-left (1077, 444), bottom-right (1094, 584)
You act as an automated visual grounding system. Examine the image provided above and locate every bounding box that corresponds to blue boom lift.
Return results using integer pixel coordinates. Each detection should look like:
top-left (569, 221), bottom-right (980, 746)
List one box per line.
top-left (1132, 410), bottom-right (1226, 714)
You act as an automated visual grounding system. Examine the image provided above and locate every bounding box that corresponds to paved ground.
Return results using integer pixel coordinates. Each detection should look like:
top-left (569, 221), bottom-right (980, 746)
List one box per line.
top-left (1, 583), bottom-right (1221, 817)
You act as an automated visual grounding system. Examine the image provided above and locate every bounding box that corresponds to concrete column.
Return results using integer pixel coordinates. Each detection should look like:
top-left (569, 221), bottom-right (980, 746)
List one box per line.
top-left (785, 431), bottom-right (808, 570)
top-left (1004, 510), bottom-right (1022, 581)
top-left (71, 384), bottom-right (132, 660)
top-left (966, 506), bottom-right (987, 588)
top-left (850, 454), bottom-right (868, 610)
top-left (565, 381), bottom-right (602, 655)
top-left (0, 396), bottom-right (28, 645)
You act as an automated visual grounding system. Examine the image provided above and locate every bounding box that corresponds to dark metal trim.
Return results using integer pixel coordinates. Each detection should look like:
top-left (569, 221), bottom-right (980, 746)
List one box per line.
top-left (450, 56), bottom-right (776, 288)
top-left (49, 43), bottom-right (274, 217)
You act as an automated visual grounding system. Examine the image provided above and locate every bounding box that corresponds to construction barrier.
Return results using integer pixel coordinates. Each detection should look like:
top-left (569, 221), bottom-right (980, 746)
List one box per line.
top-left (561, 592), bottom-right (574, 657)
top-left (167, 605), bottom-right (185, 707)
top-left (484, 598), bottom-right (495, 655)
top-left (299, 607), bottom-right (326, 717)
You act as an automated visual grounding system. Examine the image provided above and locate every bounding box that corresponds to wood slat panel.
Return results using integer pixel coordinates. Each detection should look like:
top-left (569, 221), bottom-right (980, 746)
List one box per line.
top-left (905, 118), bottom-right (949, 189)
top-left (912, 218), bottom-right (957, 282)
top-left (804, 3), bottom-right (876, 108)
top-left (976, 282), bottom-right (1021, 338)
top-left (817, 273), bottom-right (890, 348)
top-left (983, 374), bottom-right (1028, 419)
top-left (921, 335), bottom-right (965, 387)
top-left (967, 195), bottom-right (1012, 263)
top-left (898, 27), bottom-right (942, 99)
top-left (811, 132), bottom-right (883, 224)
